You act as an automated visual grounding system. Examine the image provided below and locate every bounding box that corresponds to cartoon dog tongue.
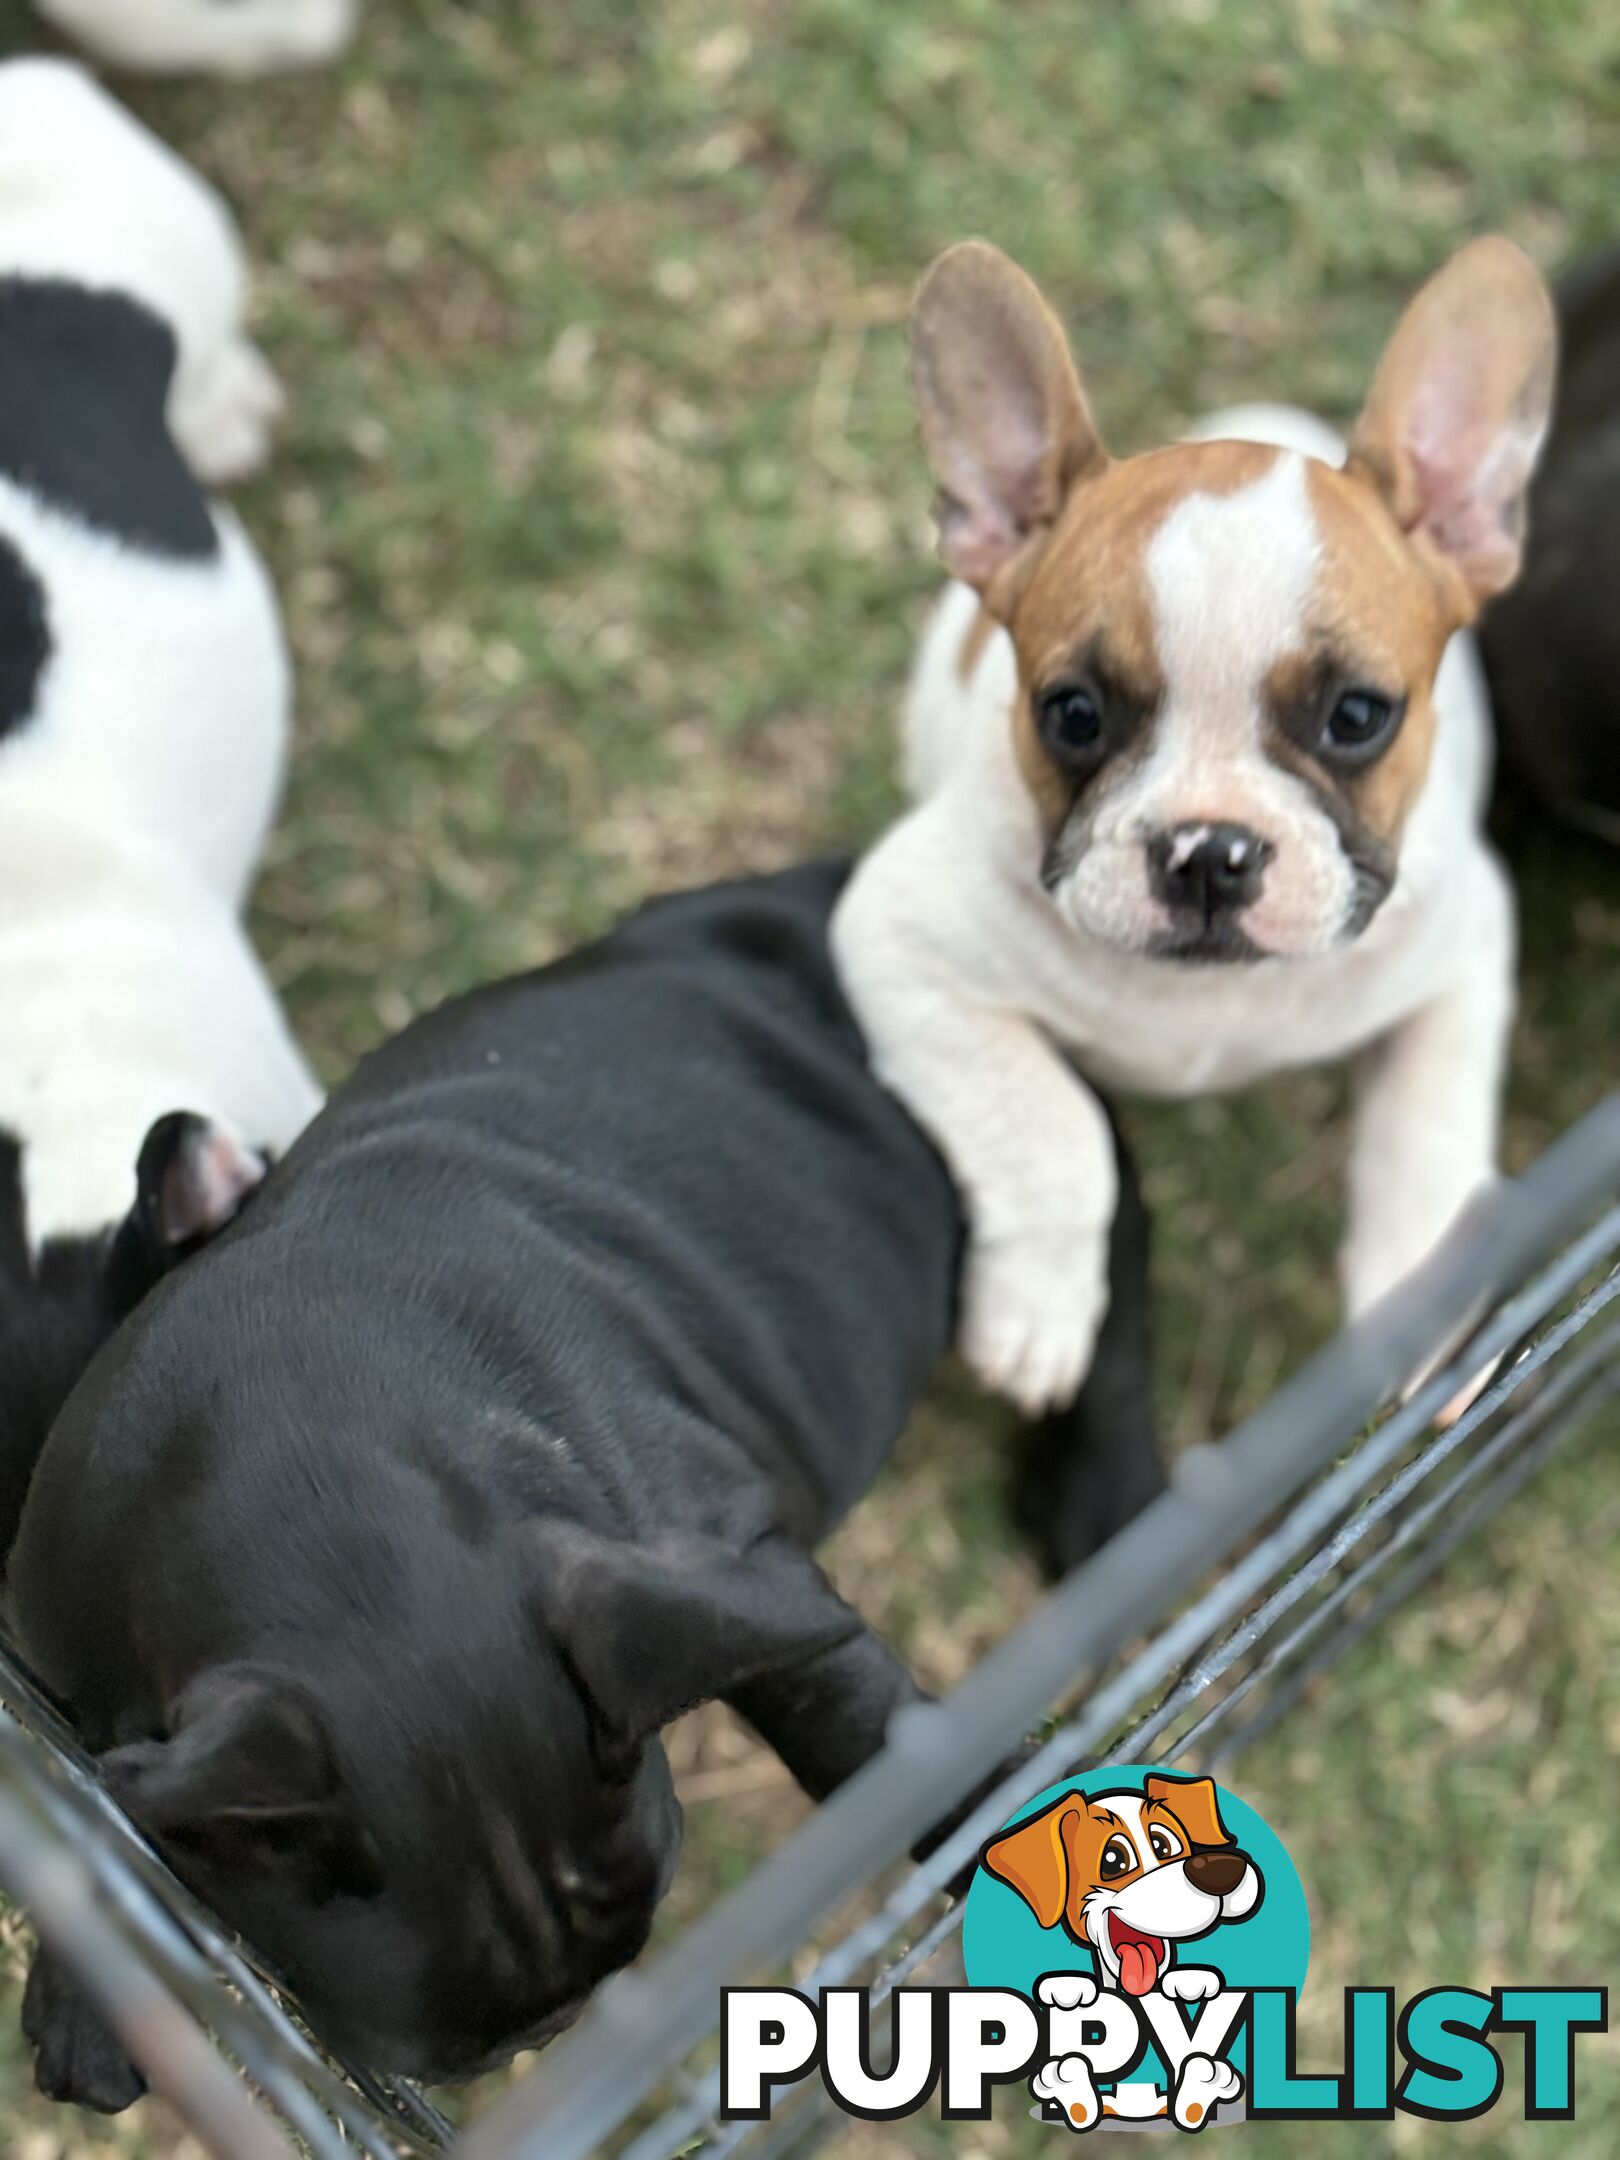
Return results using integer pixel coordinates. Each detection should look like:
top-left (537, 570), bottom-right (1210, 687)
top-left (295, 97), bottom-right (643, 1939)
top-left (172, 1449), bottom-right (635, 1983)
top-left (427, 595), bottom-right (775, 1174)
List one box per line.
top-left (1112, 1923), bottom-right (1166, 1997)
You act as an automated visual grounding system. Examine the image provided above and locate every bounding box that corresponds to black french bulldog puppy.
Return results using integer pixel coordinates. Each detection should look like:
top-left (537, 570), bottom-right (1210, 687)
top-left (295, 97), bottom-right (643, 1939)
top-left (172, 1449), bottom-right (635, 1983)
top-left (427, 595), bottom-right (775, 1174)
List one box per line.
top-left (9, 860), bottom-right (1157, 2104)
top-left (1479, 245), bottom-right (1620, 843)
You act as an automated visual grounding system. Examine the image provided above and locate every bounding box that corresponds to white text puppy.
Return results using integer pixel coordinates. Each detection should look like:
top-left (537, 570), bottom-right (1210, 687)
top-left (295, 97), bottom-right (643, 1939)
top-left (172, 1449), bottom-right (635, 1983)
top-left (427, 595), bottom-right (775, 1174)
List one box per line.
top-left (833, 237), bottom-right (1554, 1413)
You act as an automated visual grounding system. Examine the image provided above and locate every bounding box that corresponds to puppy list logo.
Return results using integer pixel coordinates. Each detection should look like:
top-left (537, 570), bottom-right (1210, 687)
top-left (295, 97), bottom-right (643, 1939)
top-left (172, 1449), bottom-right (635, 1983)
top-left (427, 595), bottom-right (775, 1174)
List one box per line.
top-left (721, 1766), bottom-right (1607, 2134)
top-left (965, 1767), bottom-right (1298, 2131)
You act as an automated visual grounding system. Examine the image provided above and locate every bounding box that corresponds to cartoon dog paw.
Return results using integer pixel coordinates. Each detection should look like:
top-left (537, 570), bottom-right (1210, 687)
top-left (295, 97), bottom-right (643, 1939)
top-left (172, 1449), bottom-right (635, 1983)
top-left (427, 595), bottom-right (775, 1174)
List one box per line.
top-left (1032, 2053), bottom-right (1102, 2133)
top-left (1038, 1972), bottom-right (1100, 2013)
top-left (1172, 2053), bottom-right (1242, 2131)
top-left (960, 1229), bottom-right (1108, 1415)
top-left (1160, 1967), bottom-right (1222, 2004)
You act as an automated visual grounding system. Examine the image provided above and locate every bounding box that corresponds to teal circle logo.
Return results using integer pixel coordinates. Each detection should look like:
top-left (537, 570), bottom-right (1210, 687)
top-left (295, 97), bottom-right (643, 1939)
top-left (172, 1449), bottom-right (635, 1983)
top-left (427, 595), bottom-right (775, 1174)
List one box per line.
top-left (963, 1766), bottom-right (1308, 2105)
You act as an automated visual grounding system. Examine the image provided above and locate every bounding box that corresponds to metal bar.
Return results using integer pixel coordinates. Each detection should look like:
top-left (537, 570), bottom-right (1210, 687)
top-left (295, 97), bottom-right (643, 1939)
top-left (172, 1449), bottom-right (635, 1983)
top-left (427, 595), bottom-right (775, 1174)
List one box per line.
top-left (459, 1096), bottom-right (1620, 2160)
top-left (0, 1787), bottom-right (296, 2160)
top-left (1208, 1372), bottom-right (1620, 1764)
top-left (618, 1281), bottom-right (1620, 2160)
top-left (684, 1352), bottom-right (1620, 2160)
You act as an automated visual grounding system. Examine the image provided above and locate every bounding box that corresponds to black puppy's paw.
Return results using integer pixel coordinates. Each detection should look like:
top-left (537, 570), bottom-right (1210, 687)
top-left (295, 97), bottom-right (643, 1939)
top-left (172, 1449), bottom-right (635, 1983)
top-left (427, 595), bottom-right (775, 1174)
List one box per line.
top-left (1012, 1405), bottom-right (1167, 1579)
top-left (22, 1950), bottom-right (147, 2114)
top-left (913, 1739), bottom-right (1043, 1898)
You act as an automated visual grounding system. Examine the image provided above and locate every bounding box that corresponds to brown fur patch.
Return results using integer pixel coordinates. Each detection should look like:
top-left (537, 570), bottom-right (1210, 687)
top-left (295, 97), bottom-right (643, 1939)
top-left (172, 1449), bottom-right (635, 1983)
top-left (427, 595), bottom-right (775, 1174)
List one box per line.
top-left (984, 435), bottom-right (1454, 855)
top-left (1300, 461), bottom-right (1452, 839)
top-left (953, 602), bottom-right (1000, 688)
top-left (1003, 442), bottom-right (1280, 828)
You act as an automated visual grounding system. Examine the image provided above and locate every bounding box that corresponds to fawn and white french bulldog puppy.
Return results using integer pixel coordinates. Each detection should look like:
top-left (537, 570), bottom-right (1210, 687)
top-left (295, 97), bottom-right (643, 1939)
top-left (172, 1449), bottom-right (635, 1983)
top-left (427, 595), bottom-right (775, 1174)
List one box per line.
top-left (0, 60), bottom-right (320, 1554)
top-left (0, 59), bottom-right (283, 483)
top-left (833, 237), bottom-right (1555, 1415)
top-left (33, 0), bottom-right (356, 79)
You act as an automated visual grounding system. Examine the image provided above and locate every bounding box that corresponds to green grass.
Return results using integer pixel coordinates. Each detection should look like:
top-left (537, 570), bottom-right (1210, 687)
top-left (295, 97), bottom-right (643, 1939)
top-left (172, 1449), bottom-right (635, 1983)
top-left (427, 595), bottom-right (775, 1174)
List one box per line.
top-left (0, 0), bottom-right (1618, 2152)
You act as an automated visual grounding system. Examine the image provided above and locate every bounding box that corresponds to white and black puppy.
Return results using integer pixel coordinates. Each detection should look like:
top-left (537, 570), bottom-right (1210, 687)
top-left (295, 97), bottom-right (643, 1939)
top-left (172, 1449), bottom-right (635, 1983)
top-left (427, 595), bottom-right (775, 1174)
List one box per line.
top-left (0, 64), bottom-right (321, 1553)
top-left (1480, 245), bottom-right (1620, 845)
top-left (833, 237), bottom-right (1556, 1415)
top-left (0, 60), bottom-right (283, 483)
top-left (33, 0), bottom-right (356, 79)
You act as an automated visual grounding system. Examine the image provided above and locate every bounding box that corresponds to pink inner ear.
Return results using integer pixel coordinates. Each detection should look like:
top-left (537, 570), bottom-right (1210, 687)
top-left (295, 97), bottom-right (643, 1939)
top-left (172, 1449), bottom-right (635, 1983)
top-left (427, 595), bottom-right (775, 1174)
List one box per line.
top-left (938, 493), bottom-right (1020, 586)
top-left (933, 398), bottom-right (1062, 586)
top-left (1404, 367), bottom-right (1536, 589)
top-left (161, 1126), bottom-right (267, 1246)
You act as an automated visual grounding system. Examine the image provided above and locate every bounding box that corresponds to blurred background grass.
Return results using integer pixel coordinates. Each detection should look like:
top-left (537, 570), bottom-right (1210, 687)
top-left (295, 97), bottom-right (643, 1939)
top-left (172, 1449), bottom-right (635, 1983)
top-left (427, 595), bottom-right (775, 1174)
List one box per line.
top-left (0, 0), bottom-right (1617, 2152)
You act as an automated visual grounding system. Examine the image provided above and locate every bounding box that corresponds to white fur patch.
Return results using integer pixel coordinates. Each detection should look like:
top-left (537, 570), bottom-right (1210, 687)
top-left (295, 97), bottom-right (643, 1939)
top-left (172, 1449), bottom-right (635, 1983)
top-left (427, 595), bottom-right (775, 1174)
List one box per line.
top-left (1059, 453), bottom-right (1358, 957)
top-left (0, 71), bottom-right (322, 1247)
top-left (32, 0), bottom-right (357, 79)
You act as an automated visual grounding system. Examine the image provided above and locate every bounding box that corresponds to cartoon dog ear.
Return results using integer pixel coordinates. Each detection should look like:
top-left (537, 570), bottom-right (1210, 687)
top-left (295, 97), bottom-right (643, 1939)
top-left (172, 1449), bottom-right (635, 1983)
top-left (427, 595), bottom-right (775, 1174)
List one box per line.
top-left (525, 1525), bottom-right (865, 1748)
top-left (1143, 1773), bottom-right (1235, 1851)
top-left (99, 1665), bottom-right (379, 1896)
top-left (980, 1795), bottom-right (1083, 1930)
top-left (1348, 235), bottom-right (1556, 616)
top-left (911, 241), bottom-right (1106, 600)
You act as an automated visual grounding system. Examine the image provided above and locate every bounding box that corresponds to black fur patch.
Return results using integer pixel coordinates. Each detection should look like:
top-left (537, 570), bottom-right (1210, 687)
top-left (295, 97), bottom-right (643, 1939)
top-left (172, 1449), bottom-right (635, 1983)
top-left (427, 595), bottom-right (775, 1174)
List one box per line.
top-left (0, 537), bottom-right (50, 742)
top-left (0, 279), bottom-right (216, 560)
top-left (0, 1135), bottom-right (164, 1565)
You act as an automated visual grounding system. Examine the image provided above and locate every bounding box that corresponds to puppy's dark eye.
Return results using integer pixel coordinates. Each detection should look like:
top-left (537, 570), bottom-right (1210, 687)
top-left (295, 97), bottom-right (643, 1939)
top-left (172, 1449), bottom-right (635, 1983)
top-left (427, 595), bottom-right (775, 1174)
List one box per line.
top-left (1100, 1836), bottom-right (1136, 1881)
top-left (1037, 683), bottom-right (1104, 766)
top-left (1323, 687), bottom-right (1402, 762)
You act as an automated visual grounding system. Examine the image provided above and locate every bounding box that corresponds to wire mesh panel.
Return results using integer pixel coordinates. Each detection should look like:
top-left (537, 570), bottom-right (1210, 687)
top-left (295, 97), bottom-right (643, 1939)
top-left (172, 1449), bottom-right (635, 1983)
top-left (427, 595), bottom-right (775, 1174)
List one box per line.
top-left (0, 1093), bottom-right (1616, 2160)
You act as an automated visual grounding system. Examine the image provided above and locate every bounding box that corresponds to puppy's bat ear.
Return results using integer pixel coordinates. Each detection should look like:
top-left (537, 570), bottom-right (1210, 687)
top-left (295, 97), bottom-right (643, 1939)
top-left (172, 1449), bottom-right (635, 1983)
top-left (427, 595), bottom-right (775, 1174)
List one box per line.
top-left (911, 240), bottom-right (1105, 603)
top-left (525, 1525), bottom-right (865, 1744)
top-left (105, 1115), bottom-right (269, 1311)
top-left (101, 1666), bottom-right (337, 1830)
top-left (1143, 1773), bottom-right (1235, 1851)
top-left (99, 1665), bottom-right (380, 1896)
top-left (1348, 235), bottom-right (1556, 616)
top-left (980, 1794), bottom-right (1082, 1930)
top-left (133, 1113), bottom-right (268, 1256)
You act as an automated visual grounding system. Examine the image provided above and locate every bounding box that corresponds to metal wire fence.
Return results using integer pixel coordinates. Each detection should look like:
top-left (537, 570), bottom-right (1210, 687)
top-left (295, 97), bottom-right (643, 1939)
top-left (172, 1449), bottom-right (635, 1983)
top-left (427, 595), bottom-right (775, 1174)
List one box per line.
top-left (1, 1092), bottom-right (1617, 2160)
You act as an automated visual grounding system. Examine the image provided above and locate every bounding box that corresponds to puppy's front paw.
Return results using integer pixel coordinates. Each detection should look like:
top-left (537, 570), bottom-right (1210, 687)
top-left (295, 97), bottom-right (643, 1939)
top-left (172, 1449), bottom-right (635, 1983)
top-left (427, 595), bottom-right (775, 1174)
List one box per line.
top-left (22, 1952), bottom-right (146, 2115)
top-left (1172, 2053), bottom-right (1242, 2130)
top-left (961, 1231), bottom-right (1107, 1416)
top-left (172, 337), bottom-right (285, 486)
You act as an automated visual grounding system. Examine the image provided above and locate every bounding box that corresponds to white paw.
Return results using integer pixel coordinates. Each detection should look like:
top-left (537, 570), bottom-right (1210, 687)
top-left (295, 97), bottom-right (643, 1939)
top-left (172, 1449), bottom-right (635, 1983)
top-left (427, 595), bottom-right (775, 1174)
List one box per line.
top-left (1038, 1972), bottom-right (1099, 2012)
top-left (1032, 2053), bottom-right (1101, 2132)
top-left (1160, 1967), bottom-right (1221, 2004)
top-left (960, 1229), bottom-right (1107, 1415)
top-left (1173, 2053), bottom-right (1242, 2130)
top-left (171, 338), bottom-right (285, 486)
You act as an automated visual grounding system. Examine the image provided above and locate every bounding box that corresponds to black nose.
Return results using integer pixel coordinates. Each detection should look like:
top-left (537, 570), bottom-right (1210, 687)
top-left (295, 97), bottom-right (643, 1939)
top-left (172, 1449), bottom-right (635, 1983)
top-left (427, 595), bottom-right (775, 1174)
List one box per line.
top-left (1184, 1848), bottom-right (1249, 1898)
top-left (1148, 822), bottom-right (1272, 919)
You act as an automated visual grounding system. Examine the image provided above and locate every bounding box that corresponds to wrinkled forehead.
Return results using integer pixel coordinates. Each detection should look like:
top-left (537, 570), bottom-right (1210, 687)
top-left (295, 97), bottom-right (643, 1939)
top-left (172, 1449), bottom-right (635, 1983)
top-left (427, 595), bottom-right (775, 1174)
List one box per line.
top-left (1012, 440), bottom-right (1449, 691)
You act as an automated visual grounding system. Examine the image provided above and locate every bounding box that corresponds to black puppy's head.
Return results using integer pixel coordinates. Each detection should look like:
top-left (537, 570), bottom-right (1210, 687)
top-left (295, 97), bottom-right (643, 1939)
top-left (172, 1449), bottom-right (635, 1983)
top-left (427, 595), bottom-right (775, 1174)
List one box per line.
top-left (96, 1524), bottom-right (854, 2082)
top-left (0, 1114), bottom-right (265, 1550)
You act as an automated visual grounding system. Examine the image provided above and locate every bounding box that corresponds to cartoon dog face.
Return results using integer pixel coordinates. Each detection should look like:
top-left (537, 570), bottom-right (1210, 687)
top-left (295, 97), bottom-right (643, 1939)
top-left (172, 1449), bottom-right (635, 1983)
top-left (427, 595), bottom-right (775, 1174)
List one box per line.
top-left (982, 1775), bottom-right (1262, 1997)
